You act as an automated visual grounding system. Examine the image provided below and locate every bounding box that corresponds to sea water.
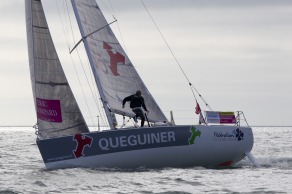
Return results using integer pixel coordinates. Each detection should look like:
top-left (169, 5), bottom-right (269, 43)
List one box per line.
top-left (0, 127), bottom-right (291, 193)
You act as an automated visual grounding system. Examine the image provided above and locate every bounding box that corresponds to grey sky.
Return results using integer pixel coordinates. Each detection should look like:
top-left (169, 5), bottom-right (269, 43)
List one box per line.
top-left (0, 0), bottom-right (291, 126)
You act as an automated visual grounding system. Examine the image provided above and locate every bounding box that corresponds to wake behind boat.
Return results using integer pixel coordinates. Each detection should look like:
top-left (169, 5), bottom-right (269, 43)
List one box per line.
top-left (25, 0), bottom-right (257, 169)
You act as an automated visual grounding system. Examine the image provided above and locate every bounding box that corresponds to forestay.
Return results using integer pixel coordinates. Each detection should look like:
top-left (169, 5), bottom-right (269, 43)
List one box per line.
top-left (26, 0), bottom-right (89, 139)
top-left (71, 0), bottom-right (168, 124)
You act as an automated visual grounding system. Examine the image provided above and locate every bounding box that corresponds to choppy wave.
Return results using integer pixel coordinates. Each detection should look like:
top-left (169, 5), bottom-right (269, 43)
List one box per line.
top-left (258, 157), bottom-right (292, 169)
top-left (0, 127), bottom-right (291, 193)
top-left (237, 156), bottom-right (292, 169)
top-left (0, 190), bottom-right (19, 194)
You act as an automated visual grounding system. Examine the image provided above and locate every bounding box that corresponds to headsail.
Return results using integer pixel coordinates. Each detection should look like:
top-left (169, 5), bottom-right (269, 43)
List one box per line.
top-left (71, 0), bottom-right (168, 125)
top-left (25, 0), bottom-right (89, 139)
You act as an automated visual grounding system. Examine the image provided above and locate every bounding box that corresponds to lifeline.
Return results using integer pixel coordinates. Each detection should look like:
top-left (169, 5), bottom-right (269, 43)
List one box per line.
top-left (98, 131), bottom-right (176, 150)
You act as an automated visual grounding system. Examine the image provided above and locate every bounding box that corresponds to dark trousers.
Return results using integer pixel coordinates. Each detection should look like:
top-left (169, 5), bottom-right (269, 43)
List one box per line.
top-left (132, 108), bottom-right (145, 127)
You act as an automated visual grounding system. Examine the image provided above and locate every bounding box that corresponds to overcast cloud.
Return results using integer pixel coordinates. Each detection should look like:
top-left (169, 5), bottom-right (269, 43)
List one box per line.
top-left (0, 0), bottom-right (291, 126)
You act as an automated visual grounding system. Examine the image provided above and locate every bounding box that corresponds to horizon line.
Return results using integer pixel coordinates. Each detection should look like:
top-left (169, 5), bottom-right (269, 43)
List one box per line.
top-left (0, 125), bottom-right (291, 128)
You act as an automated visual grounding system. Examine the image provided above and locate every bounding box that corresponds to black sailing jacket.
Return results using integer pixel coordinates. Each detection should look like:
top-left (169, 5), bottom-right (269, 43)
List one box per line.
top-left (122, 94), bottom-right (148, 111)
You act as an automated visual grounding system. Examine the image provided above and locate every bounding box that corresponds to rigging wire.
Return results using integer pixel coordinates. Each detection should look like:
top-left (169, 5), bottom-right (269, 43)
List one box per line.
top-left (107, 0), bottom-right (128, 52)
top-left (65, 0), bottom-right (110, 129)
top-left (67, 0), bottom-right (111, 129)
top-left (99, 0), bottom-right (135, 128)
top-left (140, 0), bottom-right (213, 111)
top-left (67, 0), bottom-right (110, 129)
top-left (100, 0), bottom-right (130, 127)
top-left (55, 0), bottom-right (96, 126)
top-left (56, 0), bottom-right (70, 45)
top-left (56, 0), bottom-right (109, 128)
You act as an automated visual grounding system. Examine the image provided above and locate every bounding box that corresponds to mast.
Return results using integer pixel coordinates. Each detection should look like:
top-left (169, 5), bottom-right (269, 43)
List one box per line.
top-left (71, 0), bottom-right (115, 129)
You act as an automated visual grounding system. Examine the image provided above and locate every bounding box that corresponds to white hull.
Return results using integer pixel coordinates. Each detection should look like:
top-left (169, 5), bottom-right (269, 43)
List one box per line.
top-left (38, 125), bottom-right (253, 169)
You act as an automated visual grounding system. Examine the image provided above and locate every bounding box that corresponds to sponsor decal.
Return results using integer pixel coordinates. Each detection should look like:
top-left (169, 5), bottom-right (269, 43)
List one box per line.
top-left (71, 130), bottom-right (188, 157)
top-left (47, 155), bottom-right (72, 162)
top-left (205, 111), bottom-right (236, 124)
top-left (235, 128), bottom-right (244, 141)
top-left (41, 127), bottom-right (193, 163)
top-left (213, 128), bottom-right (244, 141)
top-left (220, 112), bottom-right (236, 124)
top-left (73, 133), bottom-right (93, 158)
top-left (103, 41), bottom-right (125, 76)
top-left (188, 126), bottom-right (201, 145)
top-left (36, 98), bottom-right (62, 122)
top-left (97, 131), bottom-right (176, 151)
top-left (71, 131), bottom-right (177, 158)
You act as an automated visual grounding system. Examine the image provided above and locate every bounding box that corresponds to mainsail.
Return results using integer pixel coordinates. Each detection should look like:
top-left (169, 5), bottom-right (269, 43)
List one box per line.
top-left (26, 0), bottom-right (89, 139)
top-left (71, 0), bottom-right (168, 126)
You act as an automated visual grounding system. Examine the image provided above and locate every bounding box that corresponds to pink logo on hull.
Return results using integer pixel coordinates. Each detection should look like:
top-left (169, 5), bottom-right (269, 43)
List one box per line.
top-left (36, 98), bottom-right (62, 122)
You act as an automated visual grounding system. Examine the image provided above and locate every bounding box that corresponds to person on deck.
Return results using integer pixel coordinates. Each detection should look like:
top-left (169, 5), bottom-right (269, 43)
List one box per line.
top-left (122, 90), bottom-right (148, 127)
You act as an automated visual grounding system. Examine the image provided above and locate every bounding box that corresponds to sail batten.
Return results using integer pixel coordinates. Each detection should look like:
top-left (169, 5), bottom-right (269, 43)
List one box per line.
top-left (26, 0), bottom-right (89, 139)
top-left (35, 81), bottom-right (68, 86)
top-left (71, 0), bottom-right (168, 124)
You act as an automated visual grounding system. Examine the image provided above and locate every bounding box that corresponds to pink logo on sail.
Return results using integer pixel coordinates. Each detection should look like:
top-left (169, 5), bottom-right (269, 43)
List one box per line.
top-left (36, 98), bottom-right (62, 122)
top-left (103, 41), bottom-right (125, 76)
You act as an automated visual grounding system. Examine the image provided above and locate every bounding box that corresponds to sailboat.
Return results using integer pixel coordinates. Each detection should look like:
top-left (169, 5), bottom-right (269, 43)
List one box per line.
top-left (25, 0), bottom-right (257, 169)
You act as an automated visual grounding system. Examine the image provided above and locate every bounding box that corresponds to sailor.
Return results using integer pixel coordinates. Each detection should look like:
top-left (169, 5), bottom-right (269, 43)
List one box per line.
top-left (122, 90), bottom-right (148, 127)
